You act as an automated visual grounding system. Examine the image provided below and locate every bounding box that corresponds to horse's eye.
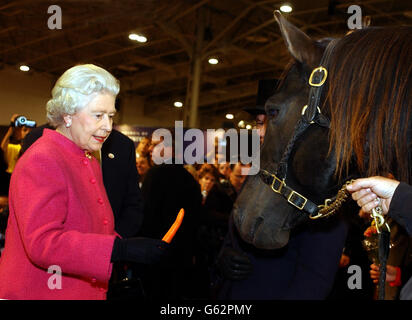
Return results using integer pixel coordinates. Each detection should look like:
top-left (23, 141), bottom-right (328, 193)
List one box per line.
top-left (267, 108), bottom-right (279, 119)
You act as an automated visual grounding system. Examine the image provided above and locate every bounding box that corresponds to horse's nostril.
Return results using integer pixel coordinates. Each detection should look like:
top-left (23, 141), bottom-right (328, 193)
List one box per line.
top-left (249, 216), bottom-right (264, 240)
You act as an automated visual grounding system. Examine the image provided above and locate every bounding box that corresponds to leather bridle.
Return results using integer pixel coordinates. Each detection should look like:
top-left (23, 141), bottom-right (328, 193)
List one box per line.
top-left (258, 39), bottom-right (339, 219)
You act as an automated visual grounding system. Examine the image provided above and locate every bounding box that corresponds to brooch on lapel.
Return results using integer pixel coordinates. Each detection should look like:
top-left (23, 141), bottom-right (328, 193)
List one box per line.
top-left (108, 153), bottom-right (115, 159)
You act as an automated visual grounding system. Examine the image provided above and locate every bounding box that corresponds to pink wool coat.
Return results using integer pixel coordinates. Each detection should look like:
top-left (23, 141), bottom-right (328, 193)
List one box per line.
top-left (0, 129), bottom-right (117, 300)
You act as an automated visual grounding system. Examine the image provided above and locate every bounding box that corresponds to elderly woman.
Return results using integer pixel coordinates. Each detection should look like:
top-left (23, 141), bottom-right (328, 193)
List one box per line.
top-left (0, 64), bottom-right (168, 300)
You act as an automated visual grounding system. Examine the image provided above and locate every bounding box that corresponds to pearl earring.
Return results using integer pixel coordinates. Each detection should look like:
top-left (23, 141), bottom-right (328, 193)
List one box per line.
top-left (65, 121), bottom-right (71, 128)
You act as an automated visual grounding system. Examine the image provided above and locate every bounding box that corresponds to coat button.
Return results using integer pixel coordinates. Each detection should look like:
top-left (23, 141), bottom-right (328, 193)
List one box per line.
top-left (97, 198), bottom-right (104, 204)
top-left (91, 277), bottom-right (97, 283)
top-left (82, 159), bottom-right (88, 165)
top-left (103, 218), bottom-right (108, 225)
top-left (90, 178), bottom-right (96, 184)
top-left (99, 288), bottom-right (105, 292)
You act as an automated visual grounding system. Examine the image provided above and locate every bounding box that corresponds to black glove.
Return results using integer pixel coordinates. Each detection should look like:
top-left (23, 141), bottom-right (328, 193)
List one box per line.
top-left (217, 247), bottom-right (253, 280)
top-left (111, 237), bottom-right (170, 264)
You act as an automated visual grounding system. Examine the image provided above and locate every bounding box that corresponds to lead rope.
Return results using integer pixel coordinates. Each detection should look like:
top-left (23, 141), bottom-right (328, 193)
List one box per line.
top-left (312, 180), bottom-right (390, 300)
top-left (309, 180), bottom-right (355, 219)
top-left (372, 206), bottom-right (391, 300)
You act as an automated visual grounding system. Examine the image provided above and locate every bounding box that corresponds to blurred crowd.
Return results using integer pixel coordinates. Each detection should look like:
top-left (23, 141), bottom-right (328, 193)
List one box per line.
top-left (132, 133), bottom-right (251, 299)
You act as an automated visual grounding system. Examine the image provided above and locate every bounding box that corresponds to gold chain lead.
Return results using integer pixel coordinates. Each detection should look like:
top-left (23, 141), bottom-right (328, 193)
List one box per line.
top-left (310, 179), bottom-right (355, 219)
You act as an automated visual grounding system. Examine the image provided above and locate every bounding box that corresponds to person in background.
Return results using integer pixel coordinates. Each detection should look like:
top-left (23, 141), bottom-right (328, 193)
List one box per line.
top-left (368, 234), bottom-right (412, 300)
top-left (147, 137), bottom-right (162, 166)
top-left (0, 64), bottom-right (169, 300)
top-left (136, 155), bottom-right (152, 189)
top-left (369, 256), bottom-right (412, 294)
top-left (136, 137), bottom-right (150, 159)
top-left (1, 114), bottom-right (34, 174)
top-left (199, 164), bottom-right (218, 204)
top-left (196, 164), bottom-right (234, 297)
top-left (243, 79), bottom-right (278, 145)
top-left (0, 149), bottom-right (10, 196)
top-left (139, 132), bottom-right (203, 300)
top-left (0, 118), bottom-right (11, 250)
top-left (219, 162), bottom-right (251, 203)
top-left (229, 163), bottom-right (250, 195)
top-left (217, 162), bottom-right (231, 183)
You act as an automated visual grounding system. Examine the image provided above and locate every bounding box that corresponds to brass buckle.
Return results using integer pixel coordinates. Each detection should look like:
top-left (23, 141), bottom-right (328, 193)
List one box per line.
top-left (271, 175), bottom-right (284, 193)
top-left (371, 206), bottom-right (390, 234)
top-left (287, 190), bottom-right (308, 210)
top-left (301, 105), bottom-right (322, 124)
top-left (309, 66), bottom-right (328, 87)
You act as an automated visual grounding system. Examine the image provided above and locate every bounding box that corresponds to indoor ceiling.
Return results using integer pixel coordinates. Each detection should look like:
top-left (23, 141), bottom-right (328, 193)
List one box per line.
top-left (0, 0), bottom-right (411, 124)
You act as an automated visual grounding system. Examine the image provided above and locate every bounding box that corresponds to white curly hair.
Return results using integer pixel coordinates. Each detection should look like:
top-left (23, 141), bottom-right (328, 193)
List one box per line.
top-left (46, 64), bottom-right (120, 127)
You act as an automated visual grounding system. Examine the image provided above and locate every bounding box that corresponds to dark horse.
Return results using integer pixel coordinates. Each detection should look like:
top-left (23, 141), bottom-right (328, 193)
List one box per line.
top-left (233, 12), bottom-right (412, 253)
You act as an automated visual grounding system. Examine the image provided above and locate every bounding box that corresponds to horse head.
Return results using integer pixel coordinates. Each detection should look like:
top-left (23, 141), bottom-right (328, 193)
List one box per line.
top-left (234, 12), bottom-right (412, 250)
top-left (233, 12), bottom-right (341, 250)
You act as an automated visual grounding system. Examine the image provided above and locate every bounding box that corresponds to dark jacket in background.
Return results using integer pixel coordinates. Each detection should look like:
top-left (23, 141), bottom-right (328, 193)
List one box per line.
top-left (100, 130), bottom-right (143, 238)
top-left (387, 182), bottom-right (412, 300)
top-left (139, 163), bottom-right (203, 299)
top-left (198, 183), bottom-right (234, 266)
top-left (388, 182), bottom-right (412, 236)
top-left (0, 149), bottom-right (10, 196)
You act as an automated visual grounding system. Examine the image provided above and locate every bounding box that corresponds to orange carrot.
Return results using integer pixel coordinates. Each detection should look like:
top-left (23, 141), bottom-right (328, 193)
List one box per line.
top-left (162, 208), bottom-right (185, 243)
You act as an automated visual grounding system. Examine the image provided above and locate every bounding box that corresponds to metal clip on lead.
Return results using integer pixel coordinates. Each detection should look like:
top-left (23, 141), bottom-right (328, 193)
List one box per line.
top-left (371, 205), bottom-right (390, 233)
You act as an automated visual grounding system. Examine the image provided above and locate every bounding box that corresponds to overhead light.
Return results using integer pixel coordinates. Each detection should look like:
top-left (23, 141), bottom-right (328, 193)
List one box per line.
top-left (174, 101), bottom-right (183, 108)
top-left (225, 113), bottom-right (234, 120)
top-left (208, 57), bottom-right (219, 65)
top-left (19, 65), bottom-right (30, 72)
top-left (246, 124), bottom-right (252, 130)
top-left (129, 33), bottom-right (147, 43)
top-left (238, 120), bottom-right (245, 128)
top-left (280, 4), bottom-right (293, 13)
top-left (137, 35), bottom-right (147, 43)
top-left (128, 33), bottom-right (139, 40)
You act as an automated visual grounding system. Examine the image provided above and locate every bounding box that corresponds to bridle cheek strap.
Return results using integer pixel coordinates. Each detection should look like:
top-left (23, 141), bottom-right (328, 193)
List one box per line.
top-left (258, 40), bottom-right (339, 216)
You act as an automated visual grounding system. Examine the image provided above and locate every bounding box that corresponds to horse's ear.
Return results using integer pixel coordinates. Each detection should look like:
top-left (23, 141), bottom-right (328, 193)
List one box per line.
top-left (274, 10), bottom-right (323, 68)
